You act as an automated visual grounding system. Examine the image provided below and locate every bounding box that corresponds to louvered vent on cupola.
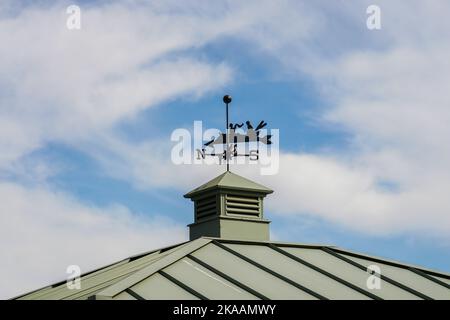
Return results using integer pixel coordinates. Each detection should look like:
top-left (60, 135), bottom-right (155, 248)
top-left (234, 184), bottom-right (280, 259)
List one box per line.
top-left (195, 194), bottom-right (218, 220)
top-left (184, 171), bottom-right (273, 241)
top-left (225, 194), bottom-right (261, 217)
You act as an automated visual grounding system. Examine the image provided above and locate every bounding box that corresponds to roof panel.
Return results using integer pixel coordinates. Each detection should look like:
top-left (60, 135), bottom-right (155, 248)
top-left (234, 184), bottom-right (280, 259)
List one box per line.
top-left (191, 242), bottom-right (317, 300)
top-left (281, 246), bottom-right (421, 300)
top-left (96, 238), bottom-right (212, 299)
top-left (340, 254), bottom-right (450, 300)
top-left (21, 250), bottom-right (167, 300)
top-left (128, 273), bottom-right (199, 300)
top-left (225, 243), bottom-right (370, 300)
top-left (62, 274), bottom-right (133, 300)
top-left (163, 257), bottom-right (259, 300)
top-left (19, 258), bottom-right (133, 300)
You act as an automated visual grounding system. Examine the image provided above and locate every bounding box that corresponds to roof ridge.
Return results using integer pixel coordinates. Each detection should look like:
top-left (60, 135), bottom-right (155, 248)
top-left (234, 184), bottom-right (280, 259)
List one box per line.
top-left (94, 238), bottom-right (212, 299)
top-left (330, 246), bottom-right (450, 279)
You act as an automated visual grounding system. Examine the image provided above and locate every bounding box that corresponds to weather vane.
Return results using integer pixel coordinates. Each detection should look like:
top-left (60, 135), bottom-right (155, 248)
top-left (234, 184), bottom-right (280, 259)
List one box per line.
top-left (199, 95), bottom-right (272, 171)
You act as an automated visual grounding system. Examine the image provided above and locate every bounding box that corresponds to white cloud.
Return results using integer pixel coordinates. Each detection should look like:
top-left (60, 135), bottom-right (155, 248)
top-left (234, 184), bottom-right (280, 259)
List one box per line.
top-left (2, 0), bottom-right (450, 299)
top-left (0, 181), bottom-right (186, 299)
top-left (0, 1), bottom-right (241, 168)
top-left (0, 0), bottom-right (315, 299)
top-left (250, 1), bottom-right (450, 240)
top-left (261, 154), bottom-right (450, 237)
top-left (0, 0), bottom-right (312, 168)
top-left (96, 0), bottom-right (450, 241)
top-left (0, 0), bottom-right (245, 299)
top-left (110, 144), bottom-right (450, 238)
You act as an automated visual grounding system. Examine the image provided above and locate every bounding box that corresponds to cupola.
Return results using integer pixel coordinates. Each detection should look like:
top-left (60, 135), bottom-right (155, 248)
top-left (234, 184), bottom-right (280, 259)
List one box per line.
top-left (184, 171), bottom-right (273, 241)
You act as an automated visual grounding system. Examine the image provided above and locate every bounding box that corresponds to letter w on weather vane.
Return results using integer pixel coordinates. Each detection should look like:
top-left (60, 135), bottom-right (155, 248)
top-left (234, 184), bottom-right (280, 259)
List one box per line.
top-left (197, 95), bottom-right (272, 171)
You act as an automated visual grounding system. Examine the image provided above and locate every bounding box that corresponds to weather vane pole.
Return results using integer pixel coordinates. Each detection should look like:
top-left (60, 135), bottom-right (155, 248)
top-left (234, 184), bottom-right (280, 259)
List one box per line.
top-left (223, 95), bottom-right (232, 172)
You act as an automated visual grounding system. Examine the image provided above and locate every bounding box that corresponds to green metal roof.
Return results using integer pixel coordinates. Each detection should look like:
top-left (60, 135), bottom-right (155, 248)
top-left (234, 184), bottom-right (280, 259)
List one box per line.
top-left (14, 237), bottom-right (450, 300)
top-left (184, 172), bottom-right (273, 198)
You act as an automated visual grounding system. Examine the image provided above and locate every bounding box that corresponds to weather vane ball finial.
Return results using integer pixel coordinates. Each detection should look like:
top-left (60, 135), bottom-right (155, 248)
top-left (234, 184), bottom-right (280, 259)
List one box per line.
top-left (223, 95), bottom-right (232, 104)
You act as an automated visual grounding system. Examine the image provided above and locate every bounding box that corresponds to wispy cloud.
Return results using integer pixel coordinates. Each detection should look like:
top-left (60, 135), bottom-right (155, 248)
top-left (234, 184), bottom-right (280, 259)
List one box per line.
top-left (0, 0), bottom-right (313, 298)
top-left (1, 0), bottom-right (450, 299)
top-left (89, 0), bottom-right (450, 241)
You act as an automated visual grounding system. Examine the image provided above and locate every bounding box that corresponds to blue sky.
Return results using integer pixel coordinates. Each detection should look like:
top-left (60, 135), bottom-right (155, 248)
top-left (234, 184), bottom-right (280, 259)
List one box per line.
top-left (1, 0), bottom-right (450, 298)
